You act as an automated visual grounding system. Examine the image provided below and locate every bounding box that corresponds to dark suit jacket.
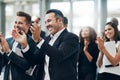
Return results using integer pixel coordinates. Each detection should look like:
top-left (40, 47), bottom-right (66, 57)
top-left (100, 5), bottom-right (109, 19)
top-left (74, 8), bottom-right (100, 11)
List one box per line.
top-left (23, 29), bottom-right (79, 80)
top-left (0, 35), bottom-right (36, 80)
top-left (27, 31), bottom-right (45, 80)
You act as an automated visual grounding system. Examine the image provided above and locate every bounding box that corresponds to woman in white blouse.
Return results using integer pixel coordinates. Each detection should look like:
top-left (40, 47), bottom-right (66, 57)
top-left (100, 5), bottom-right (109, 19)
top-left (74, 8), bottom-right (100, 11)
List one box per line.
top-left (97, 22), bottom-right (120, 80)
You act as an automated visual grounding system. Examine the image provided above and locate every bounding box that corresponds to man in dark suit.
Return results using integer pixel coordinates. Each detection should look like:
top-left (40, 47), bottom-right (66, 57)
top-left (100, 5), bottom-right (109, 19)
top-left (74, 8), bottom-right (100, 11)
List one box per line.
top-left (12, 9), bottom-right (79, 80)
top-left (0, 11), bottom-right (37, 80)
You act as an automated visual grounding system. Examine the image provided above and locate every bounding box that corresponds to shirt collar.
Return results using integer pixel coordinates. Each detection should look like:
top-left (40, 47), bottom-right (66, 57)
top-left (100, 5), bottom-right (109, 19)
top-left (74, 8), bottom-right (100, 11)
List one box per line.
top-left (50, 28), bottom-right (65, 38)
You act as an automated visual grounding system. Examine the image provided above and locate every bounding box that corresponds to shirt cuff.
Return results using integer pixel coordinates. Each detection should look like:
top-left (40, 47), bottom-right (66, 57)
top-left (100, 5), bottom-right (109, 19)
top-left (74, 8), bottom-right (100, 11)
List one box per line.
top-left (7, 50), bottom-right (12, 56)
top-left (22, 44), bottom-right (30, 53)
top-left (37, 39), bottom-right (45, 49)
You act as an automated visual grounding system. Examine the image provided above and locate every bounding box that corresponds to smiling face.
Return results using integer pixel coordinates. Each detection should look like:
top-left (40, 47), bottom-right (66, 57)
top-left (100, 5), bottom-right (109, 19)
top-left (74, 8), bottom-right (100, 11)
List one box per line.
top-left (45, 12), bottom-right (63, 35)
top-left (14, 16), bottom-right (29, 33)
top-left (105, 24), bottom-right (115, 41)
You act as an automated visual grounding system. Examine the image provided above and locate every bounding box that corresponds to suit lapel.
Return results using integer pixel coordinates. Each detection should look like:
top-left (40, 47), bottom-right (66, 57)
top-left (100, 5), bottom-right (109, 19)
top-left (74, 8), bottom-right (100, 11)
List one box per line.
top-left (45, 36), bottom-right (52, 44)
top-left (53, 29), bottom-right (68, 48)
top-left (7, 38), bottom-right (15, 50)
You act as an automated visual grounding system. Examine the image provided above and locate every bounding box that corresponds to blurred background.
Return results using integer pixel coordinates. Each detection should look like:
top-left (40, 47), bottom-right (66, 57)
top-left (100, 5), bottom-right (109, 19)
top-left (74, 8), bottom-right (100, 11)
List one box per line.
top-left (0, 0), bottom-right (120, 38)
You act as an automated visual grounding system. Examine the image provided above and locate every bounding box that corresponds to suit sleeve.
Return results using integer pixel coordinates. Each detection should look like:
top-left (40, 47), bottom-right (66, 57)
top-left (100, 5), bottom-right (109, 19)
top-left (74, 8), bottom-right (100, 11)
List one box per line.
top-left (22, 35), bottom-right (44, 65)
top-left (5, 36), bottom-right (35, 71)
top-left (8, 51), bottom-right (30, 71)
top-left (41, 33), bottom-right (79, 63)
top-left (0, 53), bottom-right (9, 74)
top-left (23, 33), bottom-right (79, 64)
top-left (89, 43), bottom-right (99, 65)
top-left (22, 47), bottom-right (45, 65)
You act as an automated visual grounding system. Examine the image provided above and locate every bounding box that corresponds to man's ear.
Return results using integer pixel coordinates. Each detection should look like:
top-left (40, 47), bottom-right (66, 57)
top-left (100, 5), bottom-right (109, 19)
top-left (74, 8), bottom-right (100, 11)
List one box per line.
top-left (27, 24), bottom-right (31, 28)
top-left (57, 17), bottom-right (63, 23)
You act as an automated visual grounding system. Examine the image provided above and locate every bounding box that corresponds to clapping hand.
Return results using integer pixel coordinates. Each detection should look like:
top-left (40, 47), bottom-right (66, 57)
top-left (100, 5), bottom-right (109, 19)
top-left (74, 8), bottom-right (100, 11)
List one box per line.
top-left (0, 33), bottom-right (10, 53)
top-left (83, 39), bottom-right (89, 51)
top-left (96, 37), bottom-right (105, 51)
top-left (12, 29), bottom-right (28, 49)
top-left (30, 22), bottom-right (41, 43)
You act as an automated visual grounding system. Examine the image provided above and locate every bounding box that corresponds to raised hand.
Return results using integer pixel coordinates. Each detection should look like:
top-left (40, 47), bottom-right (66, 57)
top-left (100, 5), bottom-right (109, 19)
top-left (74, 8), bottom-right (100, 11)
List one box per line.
top-left (83, 39), bottom-right (89, 51)
top-left (96, 37), bottom-right (105, 51)
top-left (12, 29), bottom-right (28, 49)
top-left (0, 33), bottom-right (10, 53)
top-left (30, 22), bottom-right (41, 43)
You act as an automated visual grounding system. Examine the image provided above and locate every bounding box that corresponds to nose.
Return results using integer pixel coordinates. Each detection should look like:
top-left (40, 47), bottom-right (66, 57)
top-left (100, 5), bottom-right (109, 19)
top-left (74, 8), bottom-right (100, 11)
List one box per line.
top-left (14, 22), bottom-right (19, 27)
top-left (105, 30), bottom-right (110, 35)
top-left (106, 30), bottom-right (109, 33)
top-left (45, 22), bottom-right (50, 28)
top-left (14, 22), bottom-right (21, 29)
top-left (14, 24), bottom-right (17, 28)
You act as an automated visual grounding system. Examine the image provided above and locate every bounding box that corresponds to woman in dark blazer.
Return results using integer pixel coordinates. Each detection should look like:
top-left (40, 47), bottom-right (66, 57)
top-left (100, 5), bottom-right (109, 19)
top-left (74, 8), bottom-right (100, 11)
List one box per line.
top-left (78, 26), bottom-right (99, 80)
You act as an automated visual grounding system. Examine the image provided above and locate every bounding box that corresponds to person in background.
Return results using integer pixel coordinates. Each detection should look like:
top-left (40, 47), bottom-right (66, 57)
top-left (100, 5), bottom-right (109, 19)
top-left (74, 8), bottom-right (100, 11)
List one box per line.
top-left (110, 17), bottom-right (119, 27)
top-left (12, 9), bottom-right (79, 80)
top-left (28, 16), bottom-right (46, 39)
top-left (0, 11), bottom-right (36, 80)
top-left (27, 16), bottom-right (46, 80)
top-left (63, 17), bottom-right (68, 28)
top-left (78, 26), bottom-right (99, 80)
top-left (97, 22), bottom-right (120, 80)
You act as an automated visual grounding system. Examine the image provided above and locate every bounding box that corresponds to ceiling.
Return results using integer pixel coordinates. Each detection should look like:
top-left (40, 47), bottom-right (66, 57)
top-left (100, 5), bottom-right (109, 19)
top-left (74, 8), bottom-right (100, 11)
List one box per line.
top-left (2, 0), bottom-right (92, 3)
top-left (2, 0), bottom-right (120, 17)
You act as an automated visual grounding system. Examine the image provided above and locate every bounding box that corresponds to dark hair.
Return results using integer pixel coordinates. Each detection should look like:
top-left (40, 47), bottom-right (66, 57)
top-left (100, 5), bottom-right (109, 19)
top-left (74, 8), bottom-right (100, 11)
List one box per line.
top-left (105, 22), bottom-right (120, 42)
top-left (63, 17), bottom-right (68, 25)
top-left (79, 26), bottom-right (97, 43)
top-left (16, 11), bottom-right (31, 24)
top-left (46, 9), bottom-right (64, 22)
top-left (37, 17), bottom-right (41, 21)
